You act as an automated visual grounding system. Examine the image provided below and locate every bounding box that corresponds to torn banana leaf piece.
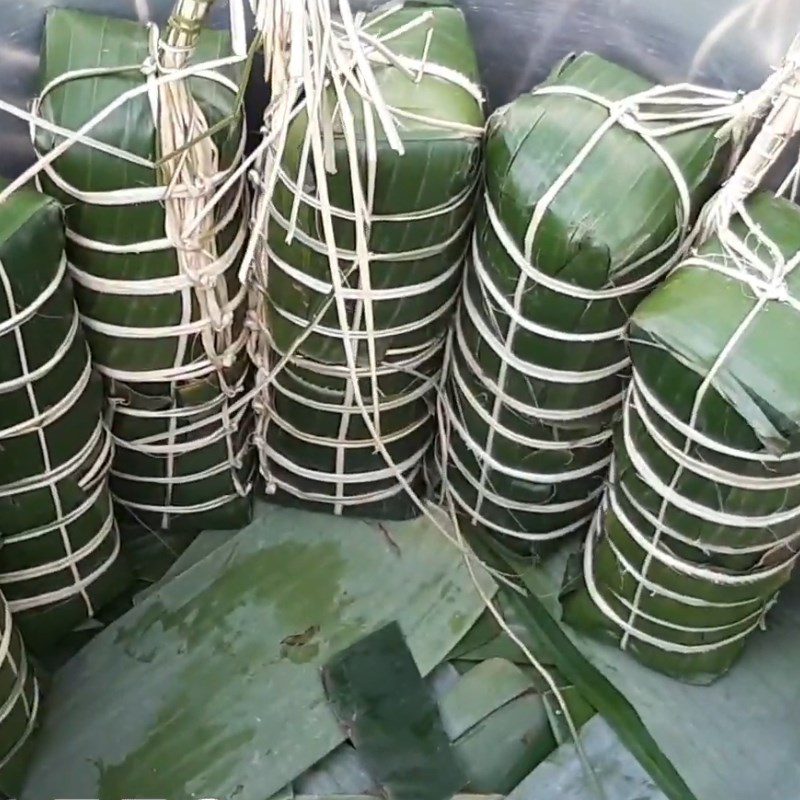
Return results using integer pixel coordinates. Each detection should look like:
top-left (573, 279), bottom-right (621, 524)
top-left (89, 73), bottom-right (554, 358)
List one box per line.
top-left (438, 658), bottom-right (556, 794)
top-left (295, 744), bottom-right (378, 797)
top-left (322, 622), bottom-right (465, 800)
top-left (21, 505), bottom-right (493, 800)
top-left (0, 182), bottom-right (129, 651)
top-left (442, 51), bottom-right (739, 551)
top-left (296, 654), bottom-right (590, 797)
top-left (36, 8), bottom-right (254, 536)
top-left (507, 716), bottom-right (667, 800)
top-left (254, 0), bottom-right (484, 518)
top-left (563, 192), bottom-right (800, 683)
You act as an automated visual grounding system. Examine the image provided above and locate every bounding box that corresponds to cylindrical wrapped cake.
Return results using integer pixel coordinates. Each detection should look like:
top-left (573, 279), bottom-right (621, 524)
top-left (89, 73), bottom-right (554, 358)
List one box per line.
top-left (0, 183), bottom-right (129, 650)
top-left (440, 52), bottom-right (747, 553)
top-left (34, 7), bottom-right (254, 536)
top-left (563, 191), bottom-right (800, 682)
top-left (250, 0), bottom-right (485, 518)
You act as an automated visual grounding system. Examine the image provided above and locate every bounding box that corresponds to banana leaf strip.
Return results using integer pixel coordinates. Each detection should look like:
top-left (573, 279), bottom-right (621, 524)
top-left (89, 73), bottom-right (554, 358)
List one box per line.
top-left (322, 621), bottom-right (465, 800)
top-left (290, 794), bottom-right (496, 800)
top-left (472, 527), bottom-right (800, 800)
top-left (253, 0), bottom-right (484, 518)
top-left (571, 574), bottom-right (800, 800)
top-left (440, 52), bottom-right (740, 551)
top-left (35, 9), bottom-right (254, 536)
top-left (295, 744), bottom-right (378, 797)
top-left (470, 534), bottom-right (697, 800)
top-left (20, 504), bottom-right (494, 800)
top-left (562, 192), bottom-right (800, 682)
top-left (0, 182), bottom-right (129, 651)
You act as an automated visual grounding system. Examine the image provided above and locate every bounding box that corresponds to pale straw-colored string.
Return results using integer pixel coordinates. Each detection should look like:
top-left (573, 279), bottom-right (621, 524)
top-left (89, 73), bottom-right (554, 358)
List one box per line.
top-left (248, 5), bottom-right (605, 789)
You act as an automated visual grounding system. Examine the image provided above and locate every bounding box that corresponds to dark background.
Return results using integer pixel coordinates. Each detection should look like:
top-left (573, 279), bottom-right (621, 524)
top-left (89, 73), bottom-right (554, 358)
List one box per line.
top-left (1, 0), bottom-right (799, 177)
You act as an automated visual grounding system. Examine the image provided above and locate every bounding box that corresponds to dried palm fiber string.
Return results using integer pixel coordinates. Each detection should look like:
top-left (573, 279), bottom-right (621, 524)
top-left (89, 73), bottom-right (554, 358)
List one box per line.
top-left (22, 2), bottom-right (255, 537)
top-left (0, 184), bottom-right (129, 652)
top-left (436, 52), bottom-right (782, 557)
top-left (245, 0), bottom-right (485, 518)
top-left (561, 37), bottom-right (800, 684)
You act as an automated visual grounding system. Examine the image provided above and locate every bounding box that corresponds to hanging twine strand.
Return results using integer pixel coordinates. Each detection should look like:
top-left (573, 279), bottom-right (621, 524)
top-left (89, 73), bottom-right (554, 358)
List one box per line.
top-left (245, 3), bottom-right (607, 792)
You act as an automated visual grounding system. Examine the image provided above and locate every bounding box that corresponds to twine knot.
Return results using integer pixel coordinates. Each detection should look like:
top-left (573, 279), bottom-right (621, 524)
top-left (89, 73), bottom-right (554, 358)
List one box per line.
top-left (611, 97), bottom-right (639, 128)
top-left (245, 310), bottom-right (260, 331)
top-left (761, 279), bottom-right (791, 304)
top-left (187, 175), bottom-right (213, 198)
top-left (140, 56), bottom-right (158, 77)
top-left (216, 311), bottom-right (234, 330)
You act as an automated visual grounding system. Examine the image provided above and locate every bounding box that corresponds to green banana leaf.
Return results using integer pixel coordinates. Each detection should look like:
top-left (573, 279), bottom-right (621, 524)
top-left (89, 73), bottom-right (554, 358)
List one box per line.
top-left (293, 654), bottom-right (590, 798)
top-left (132, 526), bottom-right (235, 605)
top-left (508, 716), bottom-right (667, 800)
top-left (21, 504), bottom-right (494, 800)
top-left (280, 786), bottom-right (501, 800)
top-left (0, 182), bottom-right (130, 651)
top-left (0, 593), bottom-right (40, 797)
top-left (485, 523), bottom-right (800, 800)
top-left (563, 191), bottom-right (800, 682)
top-left (438, 657), bottom-right (557, 794)
top-left (547, 540), bottom-right (800, 800)
top-left (259, 0), bottom-right (485, 518)
top-left (471, 535), bottom-right (697, 800)
top-left (295, 744), bottom-right (378, 796)
top-left (322, 622), bottom-right (466, 800)
top-left (35, 8), bottom-right (254, 536)
top-left (443, 52), bottom-right (736, 551)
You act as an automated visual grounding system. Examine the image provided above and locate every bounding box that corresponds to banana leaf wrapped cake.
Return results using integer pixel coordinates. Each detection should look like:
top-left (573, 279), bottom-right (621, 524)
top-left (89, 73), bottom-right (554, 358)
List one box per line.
top-left (0, 184), bottom-right (129, 651)
top-left (34, 8), bottom-right (254, 536)
top-left (0, 592), bottom-right (39, 796)
top-left (562, 192), bottom-right (800, 683)
top-left (250, 0), bottom-right (485, 518)
top-left (440, 52), bottom-right (748, 552)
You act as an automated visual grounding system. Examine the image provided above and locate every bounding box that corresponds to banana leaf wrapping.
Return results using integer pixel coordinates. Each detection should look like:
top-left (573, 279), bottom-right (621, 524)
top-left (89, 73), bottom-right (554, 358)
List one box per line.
top-left (0, 184), bottom-right (129, 651)
top-left (0, 592), bottom-right (39, 795)
top-left (562, 192), bottom-right (800, 683)
top-left (251, 0), bottom-right (485, 518)
top-left (440, 52), bottom-right (741, 552)
top-left (34, 9), bottom-right (254, 536)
